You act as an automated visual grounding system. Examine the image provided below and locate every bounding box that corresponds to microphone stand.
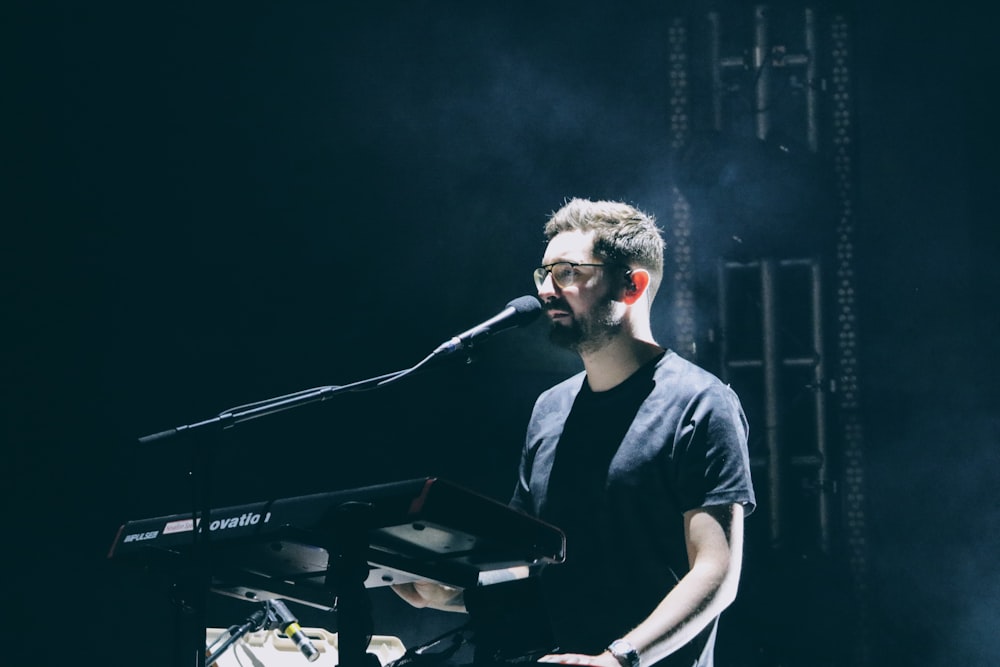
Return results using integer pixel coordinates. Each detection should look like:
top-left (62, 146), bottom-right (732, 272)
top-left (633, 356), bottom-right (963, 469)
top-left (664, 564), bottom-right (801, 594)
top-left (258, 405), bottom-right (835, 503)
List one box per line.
top-left (136, 294), bottom-right (541, 667)
top-left (138, 368), bottom-right (413, 444)
top-left (139, 351), bottom-right (445, 667)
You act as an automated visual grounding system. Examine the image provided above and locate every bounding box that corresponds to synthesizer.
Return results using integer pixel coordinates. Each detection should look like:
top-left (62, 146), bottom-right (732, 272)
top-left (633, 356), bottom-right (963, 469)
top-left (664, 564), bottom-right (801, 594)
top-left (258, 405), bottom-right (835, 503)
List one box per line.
top-left (108, 477), bottom-right (565, 610)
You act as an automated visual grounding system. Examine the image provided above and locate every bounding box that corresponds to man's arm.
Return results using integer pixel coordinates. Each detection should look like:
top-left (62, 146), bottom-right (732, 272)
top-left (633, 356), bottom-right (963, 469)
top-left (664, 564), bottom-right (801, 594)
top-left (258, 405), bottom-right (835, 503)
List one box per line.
top-left (391, 580), bottom-right (467, 612)
top-left (391, 566), bottom-right (532, 613)
top-left (539, 503), bottom-right (745, 667)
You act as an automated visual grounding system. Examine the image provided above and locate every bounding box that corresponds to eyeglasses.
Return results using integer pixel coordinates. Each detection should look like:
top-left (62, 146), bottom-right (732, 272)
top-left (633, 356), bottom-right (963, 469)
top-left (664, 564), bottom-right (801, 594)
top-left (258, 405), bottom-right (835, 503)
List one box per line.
top-left (533, 262), bottom-right (609, 290)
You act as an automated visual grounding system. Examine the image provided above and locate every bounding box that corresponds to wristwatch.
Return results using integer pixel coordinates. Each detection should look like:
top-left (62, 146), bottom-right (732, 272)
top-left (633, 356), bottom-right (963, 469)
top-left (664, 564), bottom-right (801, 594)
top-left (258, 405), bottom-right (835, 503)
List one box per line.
top-left (608, 639), bottom-right (640, 667)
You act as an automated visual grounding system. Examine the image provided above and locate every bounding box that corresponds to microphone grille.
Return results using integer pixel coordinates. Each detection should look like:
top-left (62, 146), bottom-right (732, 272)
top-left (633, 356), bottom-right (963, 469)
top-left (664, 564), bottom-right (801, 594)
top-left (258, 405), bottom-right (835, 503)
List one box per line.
top-left (506, 295), bottom-right (543, 324)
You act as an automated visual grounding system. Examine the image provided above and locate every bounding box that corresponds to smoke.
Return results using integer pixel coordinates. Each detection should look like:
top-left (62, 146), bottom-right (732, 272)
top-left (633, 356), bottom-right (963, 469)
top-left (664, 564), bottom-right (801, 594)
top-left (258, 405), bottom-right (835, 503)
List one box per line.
top-left (866, 403), bottom-right (1000, 666)
top-left (282, 3), bottom-right (685, 358)
top-left (332, 5), bottom-right (676, 202)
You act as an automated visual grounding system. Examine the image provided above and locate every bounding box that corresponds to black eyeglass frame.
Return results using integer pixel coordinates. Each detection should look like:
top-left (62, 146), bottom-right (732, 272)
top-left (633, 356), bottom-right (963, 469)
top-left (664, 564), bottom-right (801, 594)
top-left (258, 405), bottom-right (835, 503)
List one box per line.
top-left (533, 261), bottom-right (611, 290)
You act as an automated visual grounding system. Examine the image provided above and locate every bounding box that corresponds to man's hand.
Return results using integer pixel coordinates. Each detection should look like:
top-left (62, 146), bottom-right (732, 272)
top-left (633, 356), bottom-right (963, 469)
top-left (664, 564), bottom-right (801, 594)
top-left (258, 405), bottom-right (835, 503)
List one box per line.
top-left (391, 580), bottom-right (466, 612)
top-left (538, 652), bottom-right (620, 667)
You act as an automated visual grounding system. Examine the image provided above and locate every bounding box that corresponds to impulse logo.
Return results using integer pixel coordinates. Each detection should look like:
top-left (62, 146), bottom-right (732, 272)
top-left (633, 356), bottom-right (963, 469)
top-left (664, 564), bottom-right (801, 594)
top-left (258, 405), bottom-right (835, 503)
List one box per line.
top-left (123, 530), bottom-right (159, 543)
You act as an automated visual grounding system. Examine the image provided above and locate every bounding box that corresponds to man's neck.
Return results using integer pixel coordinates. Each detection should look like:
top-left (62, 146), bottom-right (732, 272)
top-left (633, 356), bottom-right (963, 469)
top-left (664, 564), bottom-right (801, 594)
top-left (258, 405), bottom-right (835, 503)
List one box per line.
top-left (579, 333), bottom-right (664, 392)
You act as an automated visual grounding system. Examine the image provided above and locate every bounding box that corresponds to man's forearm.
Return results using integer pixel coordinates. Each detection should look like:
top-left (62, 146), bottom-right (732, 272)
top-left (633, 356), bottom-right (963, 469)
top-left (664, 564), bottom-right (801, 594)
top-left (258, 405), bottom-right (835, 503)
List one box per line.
top-left (391, 581), bottom-right (467, 612)
top-left (618, 504), bottom-right (744, 666)
top-left (621, 554), bottom-right (739, 664)
top-left (391, 566), bottom-right (531, 613)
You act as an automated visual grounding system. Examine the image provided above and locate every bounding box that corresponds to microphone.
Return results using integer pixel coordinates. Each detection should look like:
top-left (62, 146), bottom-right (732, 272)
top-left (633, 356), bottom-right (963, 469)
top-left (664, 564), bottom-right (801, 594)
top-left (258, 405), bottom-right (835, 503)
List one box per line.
top-left (432, 295), bottom-right (542, 357)
top-left (269, 600), bottom-right (320, 662)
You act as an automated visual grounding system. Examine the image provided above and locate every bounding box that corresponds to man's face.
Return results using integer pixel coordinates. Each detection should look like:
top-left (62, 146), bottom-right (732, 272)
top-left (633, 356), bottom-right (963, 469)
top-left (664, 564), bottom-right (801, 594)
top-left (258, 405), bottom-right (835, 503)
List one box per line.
top-left (536, 230), bottom-right (624, 353)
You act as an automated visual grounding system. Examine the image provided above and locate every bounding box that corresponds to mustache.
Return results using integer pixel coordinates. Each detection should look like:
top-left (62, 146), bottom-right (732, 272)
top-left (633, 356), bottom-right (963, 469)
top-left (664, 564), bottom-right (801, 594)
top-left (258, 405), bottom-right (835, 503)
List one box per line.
top-left (543, 298), bottom-right (571, 312)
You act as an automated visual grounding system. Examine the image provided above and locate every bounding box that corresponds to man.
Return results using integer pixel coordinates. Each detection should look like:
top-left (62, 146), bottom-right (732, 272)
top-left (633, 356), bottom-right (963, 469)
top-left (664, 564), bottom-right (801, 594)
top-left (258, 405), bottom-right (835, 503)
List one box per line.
top-left (396, 199), bottom-right (755, 667)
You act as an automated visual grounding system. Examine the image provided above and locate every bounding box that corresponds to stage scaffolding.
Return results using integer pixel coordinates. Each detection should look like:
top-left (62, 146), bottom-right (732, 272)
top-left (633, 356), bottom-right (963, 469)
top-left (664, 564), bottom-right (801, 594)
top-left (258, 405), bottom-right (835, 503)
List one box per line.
top-left (666, 5), bottom-right (869, 666)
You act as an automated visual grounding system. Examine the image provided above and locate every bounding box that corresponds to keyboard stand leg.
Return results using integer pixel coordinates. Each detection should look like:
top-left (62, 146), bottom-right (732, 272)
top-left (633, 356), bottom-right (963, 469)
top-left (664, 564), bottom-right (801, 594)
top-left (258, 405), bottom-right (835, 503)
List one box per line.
top-left (169, 561), bottom-right (209, 667)
top-left (328, 501), bottom-right (380, 667)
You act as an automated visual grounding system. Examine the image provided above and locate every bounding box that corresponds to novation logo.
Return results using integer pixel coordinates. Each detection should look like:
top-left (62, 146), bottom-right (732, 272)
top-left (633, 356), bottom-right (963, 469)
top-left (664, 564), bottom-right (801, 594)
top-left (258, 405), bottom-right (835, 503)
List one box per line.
top-left (123, 530), bottom-right (159, 543)
top-left (208, 511), bottom-right (271, 532)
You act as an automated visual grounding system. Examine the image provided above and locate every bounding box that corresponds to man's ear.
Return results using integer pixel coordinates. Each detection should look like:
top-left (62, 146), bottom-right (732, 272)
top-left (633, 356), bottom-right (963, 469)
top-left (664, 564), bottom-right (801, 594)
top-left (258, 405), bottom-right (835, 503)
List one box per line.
top-left (622, 269), bottom-right (651, 305)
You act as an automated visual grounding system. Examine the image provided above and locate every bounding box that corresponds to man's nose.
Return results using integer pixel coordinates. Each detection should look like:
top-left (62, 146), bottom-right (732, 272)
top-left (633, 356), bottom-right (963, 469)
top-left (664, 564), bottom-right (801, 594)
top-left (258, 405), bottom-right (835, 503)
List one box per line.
top-left (536, 271), bottom-right (558, 299)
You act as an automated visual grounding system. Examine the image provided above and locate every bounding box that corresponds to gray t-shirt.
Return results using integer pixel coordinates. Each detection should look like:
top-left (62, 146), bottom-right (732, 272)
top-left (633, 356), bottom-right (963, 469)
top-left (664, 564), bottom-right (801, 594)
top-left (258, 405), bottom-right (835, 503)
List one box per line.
top-left (510, 351), bottom-right (756, 666)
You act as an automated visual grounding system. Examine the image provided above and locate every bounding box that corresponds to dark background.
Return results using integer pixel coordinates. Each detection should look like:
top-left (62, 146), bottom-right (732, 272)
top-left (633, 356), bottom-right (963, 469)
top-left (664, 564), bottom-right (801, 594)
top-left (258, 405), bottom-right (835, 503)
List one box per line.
top-left (4, 1), bottom-right (998, 665)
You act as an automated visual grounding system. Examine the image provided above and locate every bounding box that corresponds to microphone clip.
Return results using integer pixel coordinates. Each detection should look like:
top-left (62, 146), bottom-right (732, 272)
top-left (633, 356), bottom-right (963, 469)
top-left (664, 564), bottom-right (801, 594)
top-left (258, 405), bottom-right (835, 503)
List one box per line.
top-left (206, 599), bottom-right (320, 665)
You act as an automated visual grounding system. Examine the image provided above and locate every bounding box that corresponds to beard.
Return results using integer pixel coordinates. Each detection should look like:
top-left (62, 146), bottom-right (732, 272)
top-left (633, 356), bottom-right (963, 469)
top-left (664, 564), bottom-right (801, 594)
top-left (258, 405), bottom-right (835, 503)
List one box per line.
top-left (548, 295), bottom-right (622, 354)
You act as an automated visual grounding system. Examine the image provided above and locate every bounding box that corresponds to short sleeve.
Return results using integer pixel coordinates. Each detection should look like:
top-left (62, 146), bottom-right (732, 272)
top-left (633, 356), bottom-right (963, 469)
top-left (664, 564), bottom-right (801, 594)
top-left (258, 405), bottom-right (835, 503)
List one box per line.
top-left (672, 384), bottom-right (756, 515)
